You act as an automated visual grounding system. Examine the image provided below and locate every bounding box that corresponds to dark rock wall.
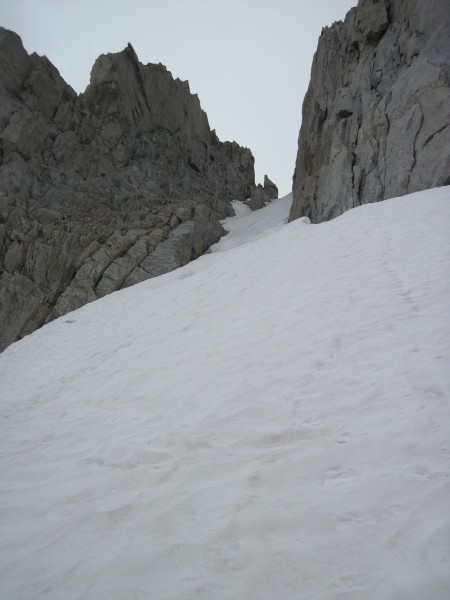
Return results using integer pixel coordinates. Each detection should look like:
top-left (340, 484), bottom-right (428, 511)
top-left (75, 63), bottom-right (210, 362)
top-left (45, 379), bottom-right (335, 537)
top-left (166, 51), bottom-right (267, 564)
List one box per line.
top-left (0, 30), bottom-right (266, 351)
top-left (290, 0), bottom-right (450, 223)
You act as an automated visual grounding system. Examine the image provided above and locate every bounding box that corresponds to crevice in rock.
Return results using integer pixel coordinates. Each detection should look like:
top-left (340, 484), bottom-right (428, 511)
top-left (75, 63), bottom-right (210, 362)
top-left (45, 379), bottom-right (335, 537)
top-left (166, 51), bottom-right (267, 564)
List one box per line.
top-left (407, 103), bottom-right (424, 191)
top-left (423, 124), bottom-right (448, 148)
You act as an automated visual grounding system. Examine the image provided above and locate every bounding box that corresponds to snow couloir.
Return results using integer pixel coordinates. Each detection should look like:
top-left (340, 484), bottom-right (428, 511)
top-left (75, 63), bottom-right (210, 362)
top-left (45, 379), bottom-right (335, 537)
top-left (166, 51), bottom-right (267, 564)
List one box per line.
top-left (1, 187), bottom-right (449, 599)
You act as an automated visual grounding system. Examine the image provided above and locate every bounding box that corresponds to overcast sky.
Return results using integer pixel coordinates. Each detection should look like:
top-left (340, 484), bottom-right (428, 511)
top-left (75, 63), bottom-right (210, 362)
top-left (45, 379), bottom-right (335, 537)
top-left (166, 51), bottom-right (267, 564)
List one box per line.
top-left (3, 0), bottom-right (356, 195)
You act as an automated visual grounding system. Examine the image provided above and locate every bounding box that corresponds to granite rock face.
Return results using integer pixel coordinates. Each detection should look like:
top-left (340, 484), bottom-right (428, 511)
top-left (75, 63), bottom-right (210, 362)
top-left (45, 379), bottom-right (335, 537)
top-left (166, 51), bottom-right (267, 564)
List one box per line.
top-left (0, 30), bottom-right (272, 350)
top-left (290, 0), bottom-right (450, 223)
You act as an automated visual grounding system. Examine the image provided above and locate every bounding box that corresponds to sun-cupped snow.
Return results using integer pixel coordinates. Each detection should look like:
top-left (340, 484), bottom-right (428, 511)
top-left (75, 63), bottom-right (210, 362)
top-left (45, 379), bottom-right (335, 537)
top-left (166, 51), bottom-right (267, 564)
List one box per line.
top-left (0, 187), bottom-right (449, 600)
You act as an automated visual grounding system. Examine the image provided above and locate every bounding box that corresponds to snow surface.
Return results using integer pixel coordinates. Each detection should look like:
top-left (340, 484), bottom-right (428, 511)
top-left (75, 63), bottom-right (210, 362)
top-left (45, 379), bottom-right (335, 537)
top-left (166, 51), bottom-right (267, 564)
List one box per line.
top-left (1, 188), bottom-right (449, 600)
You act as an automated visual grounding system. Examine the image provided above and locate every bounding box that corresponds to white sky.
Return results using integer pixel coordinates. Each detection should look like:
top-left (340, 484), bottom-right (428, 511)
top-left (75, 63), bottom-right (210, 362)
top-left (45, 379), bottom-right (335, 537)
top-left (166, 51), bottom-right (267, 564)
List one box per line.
top-left (2, 0), bottom-right (356, 195)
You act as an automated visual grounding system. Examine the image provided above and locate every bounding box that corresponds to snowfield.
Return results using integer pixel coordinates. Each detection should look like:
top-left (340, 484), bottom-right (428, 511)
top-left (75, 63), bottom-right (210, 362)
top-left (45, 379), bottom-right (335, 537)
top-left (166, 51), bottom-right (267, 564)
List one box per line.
top-left (1, 188), bottom-right (449, 600)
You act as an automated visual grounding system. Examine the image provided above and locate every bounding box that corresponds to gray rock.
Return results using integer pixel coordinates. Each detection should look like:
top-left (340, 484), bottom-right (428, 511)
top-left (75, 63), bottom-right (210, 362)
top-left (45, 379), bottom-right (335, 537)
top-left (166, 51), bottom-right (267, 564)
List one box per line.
top-left (248, 174), bottom-right (279, 210)
top-left (123, 218), bottom-right (223, 285)
top-left (0, 30), bottom-right (275, 351)
top-left (290, 0), bottom-right (450, 223)
top-left (263, 175), bottom-right (278, 199)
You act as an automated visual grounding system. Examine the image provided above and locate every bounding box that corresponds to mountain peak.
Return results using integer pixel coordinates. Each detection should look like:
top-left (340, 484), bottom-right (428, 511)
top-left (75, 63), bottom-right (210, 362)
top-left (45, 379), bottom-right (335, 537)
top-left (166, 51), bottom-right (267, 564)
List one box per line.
top-left (0, 30), bottom-right (267, 351)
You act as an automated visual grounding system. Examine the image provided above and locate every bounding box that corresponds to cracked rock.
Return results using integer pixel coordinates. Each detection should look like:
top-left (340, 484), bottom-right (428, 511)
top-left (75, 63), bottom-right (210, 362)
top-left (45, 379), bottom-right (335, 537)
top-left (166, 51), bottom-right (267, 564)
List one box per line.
top-left (0, 29), bottom-right (277, 351)
top-left (290, 0), bottom-right (450, 223)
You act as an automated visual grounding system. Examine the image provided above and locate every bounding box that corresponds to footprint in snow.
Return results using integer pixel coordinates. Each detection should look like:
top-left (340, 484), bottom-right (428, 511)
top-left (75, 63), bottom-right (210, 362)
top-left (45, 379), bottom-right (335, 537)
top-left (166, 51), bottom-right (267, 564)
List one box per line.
top-left (324, 465), bottom-right (360, 484)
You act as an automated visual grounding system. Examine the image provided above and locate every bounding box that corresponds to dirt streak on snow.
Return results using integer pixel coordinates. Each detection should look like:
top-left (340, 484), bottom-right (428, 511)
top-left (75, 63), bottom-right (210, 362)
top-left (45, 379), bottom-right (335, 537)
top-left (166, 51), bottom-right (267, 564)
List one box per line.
top-left (0, 188), bottom-right (449, 600)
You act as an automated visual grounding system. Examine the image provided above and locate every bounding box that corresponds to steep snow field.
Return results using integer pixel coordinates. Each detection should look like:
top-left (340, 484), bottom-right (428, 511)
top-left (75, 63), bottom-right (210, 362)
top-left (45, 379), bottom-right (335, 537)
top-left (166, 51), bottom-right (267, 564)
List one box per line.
top-left (1, 188), bottom-right (449, 600)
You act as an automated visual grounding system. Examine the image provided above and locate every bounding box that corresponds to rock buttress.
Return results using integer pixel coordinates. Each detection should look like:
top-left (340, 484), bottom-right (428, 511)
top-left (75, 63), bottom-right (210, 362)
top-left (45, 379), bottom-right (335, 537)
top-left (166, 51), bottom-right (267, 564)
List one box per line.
top-left (289, 0), bottom-right (450, 223)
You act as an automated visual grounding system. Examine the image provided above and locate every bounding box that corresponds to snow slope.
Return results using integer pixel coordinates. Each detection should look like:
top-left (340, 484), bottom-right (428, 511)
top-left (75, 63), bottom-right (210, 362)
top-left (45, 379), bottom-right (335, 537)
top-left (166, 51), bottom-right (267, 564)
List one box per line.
top-left (1, 188), bottom-right (449, 600)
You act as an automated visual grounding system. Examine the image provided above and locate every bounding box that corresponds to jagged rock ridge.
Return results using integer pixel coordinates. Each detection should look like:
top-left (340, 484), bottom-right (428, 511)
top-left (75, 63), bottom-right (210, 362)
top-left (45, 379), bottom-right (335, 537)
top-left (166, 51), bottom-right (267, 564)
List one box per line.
top-left (290, 0), bottom-right (450, 223)
top-left (0, 30), bottom-right (277, 351)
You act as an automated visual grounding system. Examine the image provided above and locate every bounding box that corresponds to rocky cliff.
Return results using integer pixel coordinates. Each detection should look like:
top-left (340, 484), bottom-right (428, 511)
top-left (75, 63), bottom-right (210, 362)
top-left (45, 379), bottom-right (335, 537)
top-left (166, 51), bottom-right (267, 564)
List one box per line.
top-left (290, 0), bottom-right (450, 222)
top-left (0, 29), bottom-right (277, 351)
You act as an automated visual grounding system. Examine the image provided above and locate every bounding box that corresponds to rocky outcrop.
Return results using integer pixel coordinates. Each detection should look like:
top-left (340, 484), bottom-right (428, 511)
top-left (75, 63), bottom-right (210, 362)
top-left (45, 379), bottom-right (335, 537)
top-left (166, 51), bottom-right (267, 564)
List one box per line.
top-left (0, 30), bottom-right (273, 351)
top-left (248, 174), bottom-right (279, 210)
top-left (290, 0), bottom-right (450, 223)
